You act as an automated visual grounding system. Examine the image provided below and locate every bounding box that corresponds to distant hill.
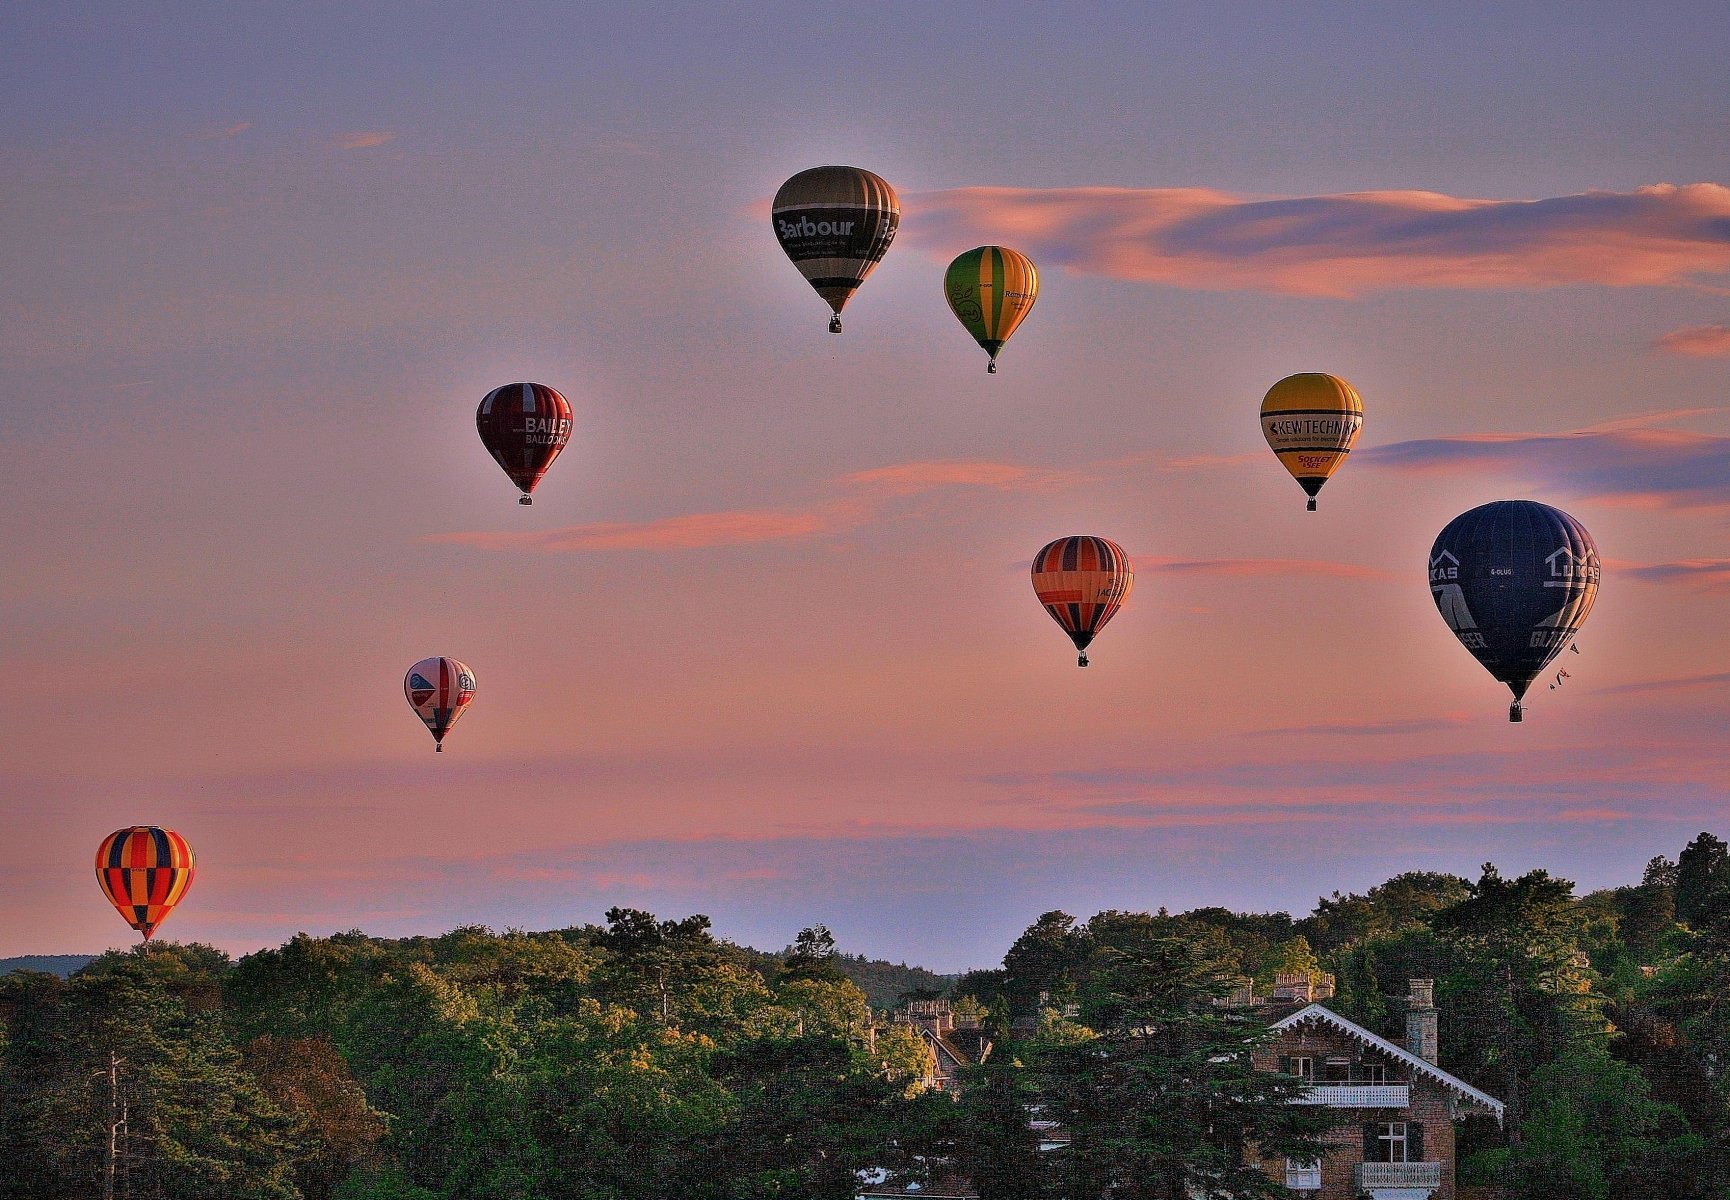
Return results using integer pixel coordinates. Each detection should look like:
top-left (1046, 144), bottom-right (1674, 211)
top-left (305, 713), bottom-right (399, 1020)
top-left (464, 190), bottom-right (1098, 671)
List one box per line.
top-left (728, 944), bottom-right (954, 1010)
top-left (1, 955), bottom-right (95, 978)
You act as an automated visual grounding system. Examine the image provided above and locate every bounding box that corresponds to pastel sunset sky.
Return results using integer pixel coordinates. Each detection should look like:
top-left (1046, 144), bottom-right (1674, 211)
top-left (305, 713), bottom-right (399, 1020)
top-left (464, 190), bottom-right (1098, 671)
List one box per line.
top-left (4, 4), bottom-right (1727, 969)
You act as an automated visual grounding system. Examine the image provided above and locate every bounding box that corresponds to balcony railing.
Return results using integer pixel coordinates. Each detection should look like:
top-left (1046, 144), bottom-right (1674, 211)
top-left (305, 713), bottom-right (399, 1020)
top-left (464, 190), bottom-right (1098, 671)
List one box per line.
top-left (1354, 1161), bottom-right (1442, 1190)
top-left (1293, 1084), bottom-right (1410, 1107)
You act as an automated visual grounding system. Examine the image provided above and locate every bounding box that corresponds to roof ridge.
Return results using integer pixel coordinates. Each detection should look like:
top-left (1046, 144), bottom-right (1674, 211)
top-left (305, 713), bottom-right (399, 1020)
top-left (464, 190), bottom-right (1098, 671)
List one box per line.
top-left (1271, 1003), bottom-right (1504, 1120)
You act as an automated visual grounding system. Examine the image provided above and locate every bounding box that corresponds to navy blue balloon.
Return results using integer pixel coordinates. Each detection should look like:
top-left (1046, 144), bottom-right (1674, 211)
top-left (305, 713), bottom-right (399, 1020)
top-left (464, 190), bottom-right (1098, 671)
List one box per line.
top-left (1429, 500), bottom-right (1600, 721)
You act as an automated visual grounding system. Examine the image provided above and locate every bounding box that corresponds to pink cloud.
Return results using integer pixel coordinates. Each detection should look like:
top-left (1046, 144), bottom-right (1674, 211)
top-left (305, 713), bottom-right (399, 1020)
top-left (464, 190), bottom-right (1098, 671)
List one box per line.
top-left (907, 182), bottom-right (1730, 297)
top-left (338, 131), bottom-right (396, 150)
top-left (1138, 556), bottom-right (1390, 580)
top-left (433, 459), bottom-right (1080, 553)
top-left (1597, 671), bottom-right (1730, 696)
top-left (842, 460), bottom-right (1085, 495)
top-left (436, 507), bottom-right (845, 552)
top-left (1362, 422), bottom-right (1730, 509)
top-left (1654, 324), bottom-right (1730, 357)
top-left (201, 121), bottom-right (253, 141)
top-left (1624, 558), bottom-right (1730, 589)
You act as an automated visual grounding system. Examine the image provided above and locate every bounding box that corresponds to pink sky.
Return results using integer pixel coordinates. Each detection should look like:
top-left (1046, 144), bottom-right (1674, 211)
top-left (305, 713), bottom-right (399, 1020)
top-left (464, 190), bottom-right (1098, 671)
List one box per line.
top-left (3, 6), bottom-right (1727, 969)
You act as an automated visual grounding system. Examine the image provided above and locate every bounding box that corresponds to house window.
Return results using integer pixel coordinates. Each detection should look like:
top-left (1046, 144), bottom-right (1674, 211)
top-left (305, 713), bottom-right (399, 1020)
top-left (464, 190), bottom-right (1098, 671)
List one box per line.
top-left (1361, 1062), bottom-right (1387, 1084)
top-left (1377, 1122), bottom-right (1408, 1162)
top-left (1284, 1159), bottom-right (1321, 1190)
top-left (1285, 1055), bottom-right (1313, 1081)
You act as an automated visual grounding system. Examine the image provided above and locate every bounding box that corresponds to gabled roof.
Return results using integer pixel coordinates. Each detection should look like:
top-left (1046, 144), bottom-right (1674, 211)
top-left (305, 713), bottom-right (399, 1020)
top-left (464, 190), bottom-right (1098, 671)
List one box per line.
top-left (1271, 1003), bottom-right (1505, 1121)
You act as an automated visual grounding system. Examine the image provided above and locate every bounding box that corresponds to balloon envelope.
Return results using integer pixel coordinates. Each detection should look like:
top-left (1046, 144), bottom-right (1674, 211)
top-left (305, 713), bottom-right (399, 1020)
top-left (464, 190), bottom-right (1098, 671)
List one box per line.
top-left (96, 826), bottom-right (194, 941)
top-left (1260, 373), bottom-right (1363, 510)
top-left (477, 382), bottom-right (572, 504)
top-left (1428, 500), bottom-right (1600, 720)
top-left (1031, 536), bottom-right (1134, 666)
top-left (945, 246), bottom-right (1038, 371)
top-left (771, 166), bottom-right (899, 331)
top-left (405, 657), bottom-right (476, 750)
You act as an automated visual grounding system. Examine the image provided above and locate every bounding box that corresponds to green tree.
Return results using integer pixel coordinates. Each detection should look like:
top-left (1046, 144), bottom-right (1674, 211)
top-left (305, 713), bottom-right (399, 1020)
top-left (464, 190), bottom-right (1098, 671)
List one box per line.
top-left (1677, 833), bottom-right (1730, 929)
top-left (1022, 918), bottom-right (1332, 1200)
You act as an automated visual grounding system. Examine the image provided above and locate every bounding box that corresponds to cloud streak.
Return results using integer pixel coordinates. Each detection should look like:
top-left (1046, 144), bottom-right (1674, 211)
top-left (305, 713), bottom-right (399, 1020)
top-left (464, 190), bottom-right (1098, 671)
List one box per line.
top-left (1361, 423), bottom-right (1730, 509)
top-left (908, 183), bottom-right (1730, 297)
top-left (1624, 559), bottom-right (1730, 589)
top-left (1654, 324), bottom-right (1730, 357)
top-left (338, 131), bottom-right (396, 150)
top-left (1138, 557), bottom-right (1391, 581)
top-left (434, 459), bottom-right (1084, 552)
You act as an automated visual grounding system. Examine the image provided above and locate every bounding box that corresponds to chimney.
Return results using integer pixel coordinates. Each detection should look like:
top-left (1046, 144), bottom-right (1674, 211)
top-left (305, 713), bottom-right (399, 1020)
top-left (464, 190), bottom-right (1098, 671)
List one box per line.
top-left (1406, 979), bottom-right (1437, 1063)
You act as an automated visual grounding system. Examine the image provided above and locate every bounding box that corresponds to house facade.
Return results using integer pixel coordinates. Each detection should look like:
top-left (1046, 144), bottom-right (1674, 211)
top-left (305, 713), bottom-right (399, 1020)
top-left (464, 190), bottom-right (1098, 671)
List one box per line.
top-left (1252, 980), bottom-right (1503, 1200)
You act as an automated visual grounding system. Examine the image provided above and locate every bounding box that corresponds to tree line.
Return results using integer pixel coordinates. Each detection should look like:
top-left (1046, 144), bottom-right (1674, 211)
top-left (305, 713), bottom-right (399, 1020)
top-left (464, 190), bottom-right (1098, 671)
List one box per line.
top-left (1, 833), bottom-right (1727, 1199)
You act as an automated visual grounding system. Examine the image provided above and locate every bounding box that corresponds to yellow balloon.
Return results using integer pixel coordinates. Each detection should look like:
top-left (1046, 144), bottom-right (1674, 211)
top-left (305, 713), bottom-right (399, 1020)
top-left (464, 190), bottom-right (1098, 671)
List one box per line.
top-left (1259, 373), bottom-right (1364, 511)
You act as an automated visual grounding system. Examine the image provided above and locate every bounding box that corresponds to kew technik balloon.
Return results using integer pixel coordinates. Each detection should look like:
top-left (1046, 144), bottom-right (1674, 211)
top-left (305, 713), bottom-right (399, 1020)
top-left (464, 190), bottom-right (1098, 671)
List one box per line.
top-left (1260, 373), bottom-right (1364, 511)
top-left (1429, 500), bottom-right (1600, 722)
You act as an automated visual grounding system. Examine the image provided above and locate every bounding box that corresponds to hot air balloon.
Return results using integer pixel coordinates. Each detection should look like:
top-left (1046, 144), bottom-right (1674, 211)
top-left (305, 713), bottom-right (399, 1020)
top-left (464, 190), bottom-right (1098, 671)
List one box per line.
top-left (96, 826), bottom-right (194, 942)
top-left (1260, 373), bottom-right (1364, 510)
top-left (1031, 536), bottom-right (1134, 666)
top-left (771, 166), bottom-right (899, 333)
top-left (404, 657), bottom-right (476, 751)
top-left (945, 246), bottom-right (1038, 373)
top-left (1428, 500), bottom-right (1600, 722)
top-left (477, 383), bottom-right (573, 505)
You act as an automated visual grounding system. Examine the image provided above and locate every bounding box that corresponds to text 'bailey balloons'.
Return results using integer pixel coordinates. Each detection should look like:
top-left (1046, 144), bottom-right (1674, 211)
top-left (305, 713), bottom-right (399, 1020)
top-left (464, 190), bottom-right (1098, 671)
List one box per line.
top-left (771, 166), bottom-right (899, 333)
top-left (477, 383), bottom-right (573, 505)
top-left (944, 246), bottom-right (1039, 373)
top-left (1032, 536), bottom-right (1134, 667)
top-left (96, 826), bottom-right (194, 942)
top-left (1428, 500), bottom-right (1600, 722)
top-left (1260, 373), bottom-right (1364, 511)
top-left (404, 657), bottom-right (476, 752)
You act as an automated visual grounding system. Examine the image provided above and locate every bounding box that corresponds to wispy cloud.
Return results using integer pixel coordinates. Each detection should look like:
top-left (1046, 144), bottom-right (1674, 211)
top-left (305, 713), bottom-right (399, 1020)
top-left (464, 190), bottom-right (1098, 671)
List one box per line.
top-left (1596, 671), bottom-right (1730, 696)
top-left (1654, 324), bottom-right (1730, 357)
top-left (1138, 557), bottom-right (1390, 580)
top-left (200, 121), bottom-right (253, 141)
top-left (337, 130), bottom-right (396, 150)
top-left (1624, 559), bottom-right (1730, 588)
top-left (908, 183), bottom-right (1730, 297)
top-left (1248, 717), bottom-right (1470, 738)
top-left (1361, 422), bottom-right (1730, 509)
top-left (433, 459), bottom-right (1081, 553)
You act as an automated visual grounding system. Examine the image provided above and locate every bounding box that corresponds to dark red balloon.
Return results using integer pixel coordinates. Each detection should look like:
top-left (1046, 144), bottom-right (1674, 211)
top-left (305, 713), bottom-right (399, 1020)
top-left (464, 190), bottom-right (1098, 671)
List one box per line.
top-left (476, 383), bottom-right (573, 505)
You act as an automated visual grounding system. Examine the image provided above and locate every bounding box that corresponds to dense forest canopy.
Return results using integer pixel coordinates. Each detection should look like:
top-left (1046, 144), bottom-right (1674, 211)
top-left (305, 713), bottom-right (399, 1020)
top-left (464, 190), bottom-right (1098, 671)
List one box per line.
top-left (3, 835), bottom-right (1728, 1199)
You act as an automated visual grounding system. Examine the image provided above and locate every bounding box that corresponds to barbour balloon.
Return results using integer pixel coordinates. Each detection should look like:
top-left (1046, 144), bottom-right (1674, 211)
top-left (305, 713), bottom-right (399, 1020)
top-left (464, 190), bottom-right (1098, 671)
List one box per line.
top-left (1031, 536), bottom-right (1134, 667)
top-left (771, 166), bottom-right (899, 333)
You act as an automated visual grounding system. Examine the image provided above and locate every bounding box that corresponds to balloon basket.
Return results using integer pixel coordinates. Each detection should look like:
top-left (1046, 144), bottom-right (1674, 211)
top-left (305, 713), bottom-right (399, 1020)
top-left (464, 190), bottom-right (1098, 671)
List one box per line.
top-left (1509, 702), bottom-right (1523, 723)
top-left (435, 744), bottom-right (443, 752)
top-left (987, 361), bottom-right (997, 374)
top-left (1307, 498), bottom-right (1317, 511)
top-left (829, 315), bottom-right (843, 334)
top-left (1077, 653), bottom-right (1089, 668)
top-left (519, 495), bottom-right (533, 506)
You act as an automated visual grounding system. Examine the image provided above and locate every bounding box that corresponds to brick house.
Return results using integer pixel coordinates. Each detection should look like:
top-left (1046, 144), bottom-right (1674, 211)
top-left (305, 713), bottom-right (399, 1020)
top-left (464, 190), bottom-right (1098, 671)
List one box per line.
top-left (1253, 979), bottom-right (1504, 1200)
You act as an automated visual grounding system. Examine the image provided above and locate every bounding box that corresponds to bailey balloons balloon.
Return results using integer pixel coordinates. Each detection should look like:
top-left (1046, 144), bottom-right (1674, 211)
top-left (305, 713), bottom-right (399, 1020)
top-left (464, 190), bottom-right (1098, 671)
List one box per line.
top-left (477, 383), bottom-right (572, 505)
top-left (1428, 500), bottom-right (1600, 722)
top-left (405, 657), bottom-right (476, 751)
top-left (1031, 536), bottom-right (1134, 667)
top-left (1260, 373), bottom-right (1364, 510)
top-left (771, 166), bottom-right (899, 333)
top-left (945, 246), bottom-right (1038, 373)
top-left (96, 826), bottom-right (195, 942)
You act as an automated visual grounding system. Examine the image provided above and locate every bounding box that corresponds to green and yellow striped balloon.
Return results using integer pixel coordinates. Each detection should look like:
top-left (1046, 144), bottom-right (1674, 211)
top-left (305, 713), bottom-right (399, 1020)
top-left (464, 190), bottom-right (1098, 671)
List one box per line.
top-left (944, 246), bottom-right (1039, 373)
